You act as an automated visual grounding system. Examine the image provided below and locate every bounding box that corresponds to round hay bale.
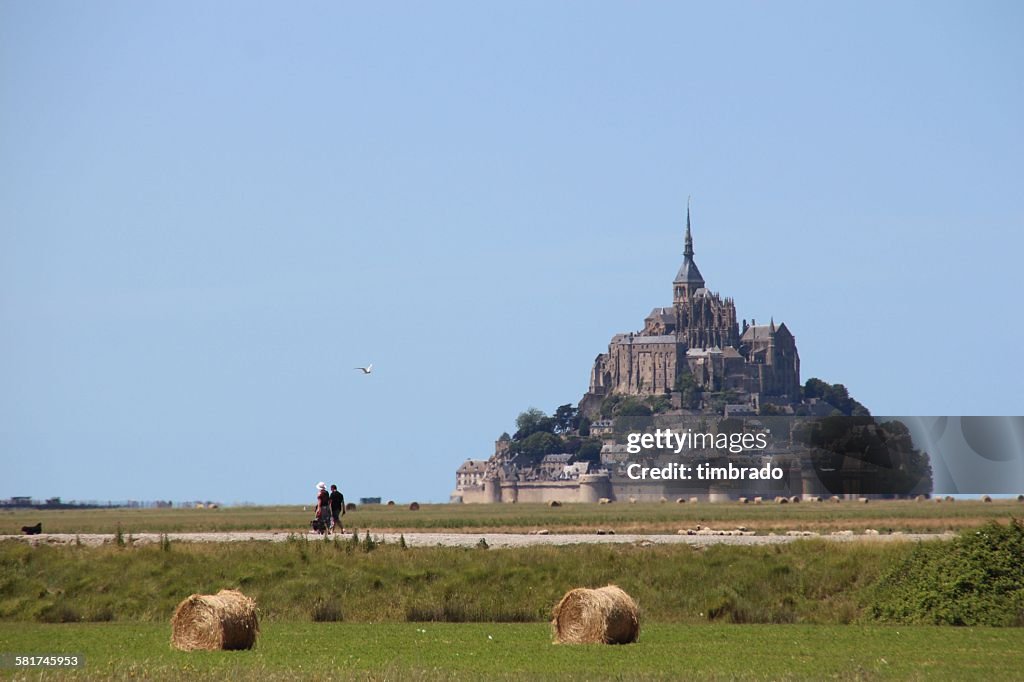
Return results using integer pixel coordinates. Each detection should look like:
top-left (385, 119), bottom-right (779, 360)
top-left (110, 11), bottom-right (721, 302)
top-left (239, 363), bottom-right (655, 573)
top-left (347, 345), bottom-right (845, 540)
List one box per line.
top-left (409, 502), bottom-right (420, 511)
top-left (387, 500), bottom-right (395, 506)
top-left (981, 495), bottom-right (992, 503)
top-left (345, 502), bottom-right (357, 512)
top-left (659, 497), bottom-right (668, 504)
top-left (628, 496), bottom-right (637, 504)
top-left (689, 497), bottom-right (699, 504)
top-left (675, 497), bottom-right (686, 504)
top-left (548, 500), bottom-right (562, 507)
top-left (944, 495), bottom-right (955, 502)
top-left (171, 589), bottom-right (259, 651)
top-left (551, 585), bottom-right (639, 644)
top-left (738, 497), bottom-right (748, 504)
top-left (775, 496), bottom-right (788, 504)
top-left (789, 496), bottom-right (800, 504)
top-left (1018, 494), bottom-right (1024, 502)
top-left (598, 498), bottom-right (612, 505)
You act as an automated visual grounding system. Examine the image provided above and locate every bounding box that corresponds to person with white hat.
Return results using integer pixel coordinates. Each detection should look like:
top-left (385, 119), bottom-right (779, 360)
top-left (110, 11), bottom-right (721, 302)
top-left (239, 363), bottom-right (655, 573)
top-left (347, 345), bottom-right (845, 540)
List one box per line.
top-left (314, 482), bottom-right (331, 534)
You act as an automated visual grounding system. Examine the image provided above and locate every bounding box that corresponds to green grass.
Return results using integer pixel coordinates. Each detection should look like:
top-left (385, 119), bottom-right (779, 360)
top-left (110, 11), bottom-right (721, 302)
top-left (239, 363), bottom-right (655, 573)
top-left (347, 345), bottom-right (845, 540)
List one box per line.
top-left (1, 622), bottom-right (1022, 680)
top-left (0, 540), bottom-right (906, 624)
top-left (3, 501), bottom-right (1021, 535)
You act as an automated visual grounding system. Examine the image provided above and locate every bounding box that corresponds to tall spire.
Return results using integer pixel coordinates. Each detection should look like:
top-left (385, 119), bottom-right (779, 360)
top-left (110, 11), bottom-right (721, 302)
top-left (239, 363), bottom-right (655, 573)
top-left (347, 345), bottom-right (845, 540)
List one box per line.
top-left (684, 195), bottom-right (694, 258)
top-left (674, 195), bottom-right (705, 295)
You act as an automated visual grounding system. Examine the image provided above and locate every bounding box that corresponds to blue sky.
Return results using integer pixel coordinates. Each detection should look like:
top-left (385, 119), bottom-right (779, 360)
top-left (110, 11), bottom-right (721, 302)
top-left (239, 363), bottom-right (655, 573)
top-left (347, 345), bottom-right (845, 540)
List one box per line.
top-left (2, 2), bottom-right (1022, 504)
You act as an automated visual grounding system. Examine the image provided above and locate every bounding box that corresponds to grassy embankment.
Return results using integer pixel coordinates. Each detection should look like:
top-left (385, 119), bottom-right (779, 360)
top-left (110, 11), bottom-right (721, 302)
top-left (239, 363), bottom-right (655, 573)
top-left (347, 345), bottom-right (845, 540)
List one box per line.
top-left (0, 538), bottom-right (923, 624)
top-left (3, 500), bottom-right (1021, 535)
top-left (2, 622), bottom-right (1023, 681)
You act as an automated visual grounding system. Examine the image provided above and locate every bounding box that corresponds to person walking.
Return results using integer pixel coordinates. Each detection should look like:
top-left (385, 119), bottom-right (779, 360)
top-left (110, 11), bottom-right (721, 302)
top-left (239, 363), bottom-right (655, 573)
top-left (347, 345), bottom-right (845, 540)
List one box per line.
top-left (314, 482), bottom-right (331, 535)
top-left (329, 484), bottom-right (345, 534)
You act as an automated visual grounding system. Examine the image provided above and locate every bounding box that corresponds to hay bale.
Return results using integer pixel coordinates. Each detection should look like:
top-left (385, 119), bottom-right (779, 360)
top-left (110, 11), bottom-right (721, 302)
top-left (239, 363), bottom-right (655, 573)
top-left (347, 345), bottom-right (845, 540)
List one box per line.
top-left (548, 500), bottom-right (562, 507)
top-left (386, 500), bottom-right (395, 506)
top-left (789, 496), bottom-right (800, 504)
top-left (551, 585), bottom-right (639, 644)
top-left (409, 502), bottom-right (420, 511)
top-left (753, 496), bottom-right (763, 504)
top-left (689, 497), bottom-right (699, 504)
top-left (858, 497), bottom-right (869, 504)
top-left (659, 496), bottom-right (668, 504)
top-left (598, 498), bottom-right (612, 505)
top-left (738, 497), bottom-right (748, 504)
top-left (944, 496), bottom-right (955, 502)
top-left (1018, 494), bottom-right (1024, 502)
top-left (171, 589), bottom-right (259, 651)
top-left (981, 495), bottom-right (992, 503)
top-left (345, 502), bottom-right (357, 512)
top-left (628, 496), bottom-right (637, 504)
top-left (675, 497), bottom-right (686, 504)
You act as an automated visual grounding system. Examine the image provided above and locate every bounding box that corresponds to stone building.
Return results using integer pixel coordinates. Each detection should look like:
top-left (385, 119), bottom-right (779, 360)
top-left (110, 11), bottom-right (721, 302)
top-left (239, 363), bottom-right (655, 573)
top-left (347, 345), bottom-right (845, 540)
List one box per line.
top-left (581, 207), bottom-right (800, 414)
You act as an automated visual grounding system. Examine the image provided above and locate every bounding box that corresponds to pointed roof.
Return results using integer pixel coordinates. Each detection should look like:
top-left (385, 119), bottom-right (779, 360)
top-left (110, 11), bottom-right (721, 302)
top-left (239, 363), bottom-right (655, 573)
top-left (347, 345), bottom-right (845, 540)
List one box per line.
top-left (674, 199), bottom-right (705, 288)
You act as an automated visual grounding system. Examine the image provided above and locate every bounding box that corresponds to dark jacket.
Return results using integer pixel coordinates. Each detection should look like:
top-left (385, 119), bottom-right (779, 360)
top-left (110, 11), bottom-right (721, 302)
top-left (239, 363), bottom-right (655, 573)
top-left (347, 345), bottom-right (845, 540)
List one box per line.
top-left (329, 490), bottom-right (344, 513)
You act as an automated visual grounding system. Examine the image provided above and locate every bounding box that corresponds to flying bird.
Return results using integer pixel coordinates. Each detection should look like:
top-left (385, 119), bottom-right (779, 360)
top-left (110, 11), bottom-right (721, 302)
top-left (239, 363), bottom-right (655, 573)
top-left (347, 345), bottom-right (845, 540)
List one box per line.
top-left (354, 363), bottom-right (374, 374)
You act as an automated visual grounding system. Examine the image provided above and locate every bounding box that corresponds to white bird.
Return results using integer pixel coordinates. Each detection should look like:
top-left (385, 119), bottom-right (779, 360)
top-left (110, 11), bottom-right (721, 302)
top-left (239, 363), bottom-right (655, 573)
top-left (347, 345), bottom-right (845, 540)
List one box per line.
top-left (354, 363), bottom-right (373, 374)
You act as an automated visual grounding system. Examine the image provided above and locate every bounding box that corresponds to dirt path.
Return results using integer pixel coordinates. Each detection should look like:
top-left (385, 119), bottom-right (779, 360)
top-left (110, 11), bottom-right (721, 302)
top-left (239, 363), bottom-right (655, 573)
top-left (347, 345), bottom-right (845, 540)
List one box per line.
top-left (1, 530), bottom-right (953, 548)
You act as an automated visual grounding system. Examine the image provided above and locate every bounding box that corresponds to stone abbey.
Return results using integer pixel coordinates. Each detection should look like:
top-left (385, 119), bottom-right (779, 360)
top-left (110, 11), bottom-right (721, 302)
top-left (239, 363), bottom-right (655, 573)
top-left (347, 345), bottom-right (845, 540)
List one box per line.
top-left (580, 206), bottom-right (800, 416)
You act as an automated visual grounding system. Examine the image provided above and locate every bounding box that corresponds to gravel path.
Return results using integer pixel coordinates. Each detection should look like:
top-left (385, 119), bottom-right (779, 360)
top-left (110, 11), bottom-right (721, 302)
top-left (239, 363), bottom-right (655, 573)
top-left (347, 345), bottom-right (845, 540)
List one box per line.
top-left (1, 531), bottom-right (953, 548)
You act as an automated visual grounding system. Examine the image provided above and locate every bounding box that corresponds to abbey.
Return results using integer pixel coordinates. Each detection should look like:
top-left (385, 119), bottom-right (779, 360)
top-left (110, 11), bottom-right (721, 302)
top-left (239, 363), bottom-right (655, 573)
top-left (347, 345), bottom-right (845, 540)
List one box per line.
top-left (580, 207), bottom-right (800, 415)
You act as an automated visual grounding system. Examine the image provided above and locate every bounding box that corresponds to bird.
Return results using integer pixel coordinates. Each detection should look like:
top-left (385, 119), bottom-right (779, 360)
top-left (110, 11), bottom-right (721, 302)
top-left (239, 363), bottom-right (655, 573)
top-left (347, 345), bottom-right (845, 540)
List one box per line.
top-left (354, 363), bottom-right (373, 374)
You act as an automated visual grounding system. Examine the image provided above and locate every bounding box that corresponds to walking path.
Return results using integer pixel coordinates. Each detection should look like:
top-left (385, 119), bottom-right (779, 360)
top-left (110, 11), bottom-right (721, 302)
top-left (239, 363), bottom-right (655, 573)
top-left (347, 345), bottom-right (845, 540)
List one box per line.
top-left (1, 530), bottom-right (953, 548)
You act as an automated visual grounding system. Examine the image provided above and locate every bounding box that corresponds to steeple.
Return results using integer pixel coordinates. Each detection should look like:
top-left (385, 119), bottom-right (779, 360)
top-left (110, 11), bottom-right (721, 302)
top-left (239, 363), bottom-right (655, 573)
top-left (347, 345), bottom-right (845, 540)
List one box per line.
top-left (674, 196), bottom-right (705, 301)
top-left (684, 197), bottom-right (694, 259)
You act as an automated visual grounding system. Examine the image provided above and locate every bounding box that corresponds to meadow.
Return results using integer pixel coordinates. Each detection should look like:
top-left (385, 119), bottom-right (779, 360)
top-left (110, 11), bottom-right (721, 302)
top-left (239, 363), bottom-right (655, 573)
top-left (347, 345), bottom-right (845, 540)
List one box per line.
top-left (3, 622), bottom-right (1024, 681)
top-left (2, 506), bottom-right (1022, 680)
top-left (3, 499), bottom-right (1021, 536)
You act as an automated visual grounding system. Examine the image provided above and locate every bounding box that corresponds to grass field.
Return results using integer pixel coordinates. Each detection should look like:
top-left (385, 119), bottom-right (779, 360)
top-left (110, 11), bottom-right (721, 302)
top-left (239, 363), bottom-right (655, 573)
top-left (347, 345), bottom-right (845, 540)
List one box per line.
top-left (3, 500), bottom-right (1022, 536)
top-left (3, 507), bottom-right (1022, 680)
top-left (0, 540), bottom-right (902, 624)
top-left (2, 622), bottom-right (1023, 680)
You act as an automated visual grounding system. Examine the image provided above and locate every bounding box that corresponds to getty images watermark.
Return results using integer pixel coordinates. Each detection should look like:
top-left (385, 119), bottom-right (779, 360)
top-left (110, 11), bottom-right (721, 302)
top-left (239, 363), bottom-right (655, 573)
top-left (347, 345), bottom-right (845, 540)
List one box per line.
top-left (623, 428), bottom-right (783, 481)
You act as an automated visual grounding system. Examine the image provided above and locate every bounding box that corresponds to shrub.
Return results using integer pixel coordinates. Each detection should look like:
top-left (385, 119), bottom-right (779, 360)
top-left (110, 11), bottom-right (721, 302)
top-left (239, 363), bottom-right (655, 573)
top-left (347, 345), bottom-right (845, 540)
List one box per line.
top-left (867, 519), bottom-right (1024, 626)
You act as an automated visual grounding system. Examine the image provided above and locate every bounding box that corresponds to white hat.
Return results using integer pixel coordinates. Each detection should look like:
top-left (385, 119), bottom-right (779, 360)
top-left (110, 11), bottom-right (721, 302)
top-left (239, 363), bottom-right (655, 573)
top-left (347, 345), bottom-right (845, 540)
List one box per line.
top-left (316, 482), bottom-right (326, 490)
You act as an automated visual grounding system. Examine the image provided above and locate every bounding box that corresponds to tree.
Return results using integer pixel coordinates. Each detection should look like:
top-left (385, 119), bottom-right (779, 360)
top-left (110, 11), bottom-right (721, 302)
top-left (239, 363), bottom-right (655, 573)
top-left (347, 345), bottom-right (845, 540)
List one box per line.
top-left (514, 408), bottom-right (555, 440)
top-left (573, 441), bottom-right (603, 466)
top-left (553, 404), bottom-right (579, 434)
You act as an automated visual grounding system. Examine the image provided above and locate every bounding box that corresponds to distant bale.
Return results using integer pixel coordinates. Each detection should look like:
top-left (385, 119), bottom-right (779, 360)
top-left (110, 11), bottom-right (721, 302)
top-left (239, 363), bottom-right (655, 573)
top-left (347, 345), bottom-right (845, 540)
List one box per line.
top-left (753, 496), bottom-right (763, 504)
top-left (409, 502), bottom-right (420, 511)
top-left (738, 497), bottom-right (748, 504)
top-left (775, 496), bottom-right (788, 504)
top-left (981, 495), bottom-right (992, 503)
top-left (830, 496), bottom-right (842, 503)
top-left (345, 502), bottom-right (357, 512)
top-left (548, 500), bottom-right (562, 507)
top-left (789, 496), bottom-right (800, 504)
top-left (859, 497), bottom-right (869, 504)
top-left (935, 497), bottom-right (943, 503)
top-left (551, 585), bottom-right (639, 645)
top-left (628, 496), bottom-right (637, 504)
top-left (689, 497), bottom-right (699, 504)
top-left (944, 496), bottom-right (955, 502)
top-left (171, 589), bottom-right (259, 651)
top-left (598, 498), bottom-right (612, 505)
top-left (1018, 494), bottom-right (1024, 502)
top-left (675, 498), bottom-right (686, 504)
top-left (659, 497), bottom-right (668, 504)
top-left (387, 500), bottom-right (395, 507)
top-left (915, 495), bottom-right (925, 502)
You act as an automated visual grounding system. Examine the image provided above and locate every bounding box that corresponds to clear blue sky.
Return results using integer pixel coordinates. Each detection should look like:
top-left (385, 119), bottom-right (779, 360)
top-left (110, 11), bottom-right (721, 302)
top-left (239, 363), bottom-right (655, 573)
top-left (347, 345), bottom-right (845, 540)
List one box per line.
top-left (2, 2), bottom-right (1022, 504)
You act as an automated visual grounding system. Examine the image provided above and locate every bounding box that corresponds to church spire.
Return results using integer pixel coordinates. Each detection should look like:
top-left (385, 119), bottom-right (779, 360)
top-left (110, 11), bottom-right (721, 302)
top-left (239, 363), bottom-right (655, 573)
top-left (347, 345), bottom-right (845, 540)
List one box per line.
top-left (684, 195), bottom-right (694, 259)
top-left (673, 195), bottom-right (705, 301)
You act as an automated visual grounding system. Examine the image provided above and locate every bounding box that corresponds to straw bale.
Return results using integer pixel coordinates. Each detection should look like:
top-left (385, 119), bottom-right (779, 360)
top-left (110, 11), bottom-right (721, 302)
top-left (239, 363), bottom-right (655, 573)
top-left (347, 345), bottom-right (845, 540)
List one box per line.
top-left (171, 589), bottom-right (259, 651)
top-left (551, 585), bottom-right (639, 644)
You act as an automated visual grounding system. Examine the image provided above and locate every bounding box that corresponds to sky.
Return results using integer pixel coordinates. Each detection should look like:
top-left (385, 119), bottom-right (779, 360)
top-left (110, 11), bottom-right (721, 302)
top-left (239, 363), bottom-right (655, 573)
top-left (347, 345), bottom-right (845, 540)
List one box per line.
top-left (2, 2), bottom-right (1023, 505)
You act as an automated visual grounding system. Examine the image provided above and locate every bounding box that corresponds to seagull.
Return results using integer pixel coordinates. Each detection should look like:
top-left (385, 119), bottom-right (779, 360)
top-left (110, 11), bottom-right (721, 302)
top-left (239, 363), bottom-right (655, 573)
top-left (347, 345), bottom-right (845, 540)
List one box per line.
top-left (354, 363), bottom-right (373, 374)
